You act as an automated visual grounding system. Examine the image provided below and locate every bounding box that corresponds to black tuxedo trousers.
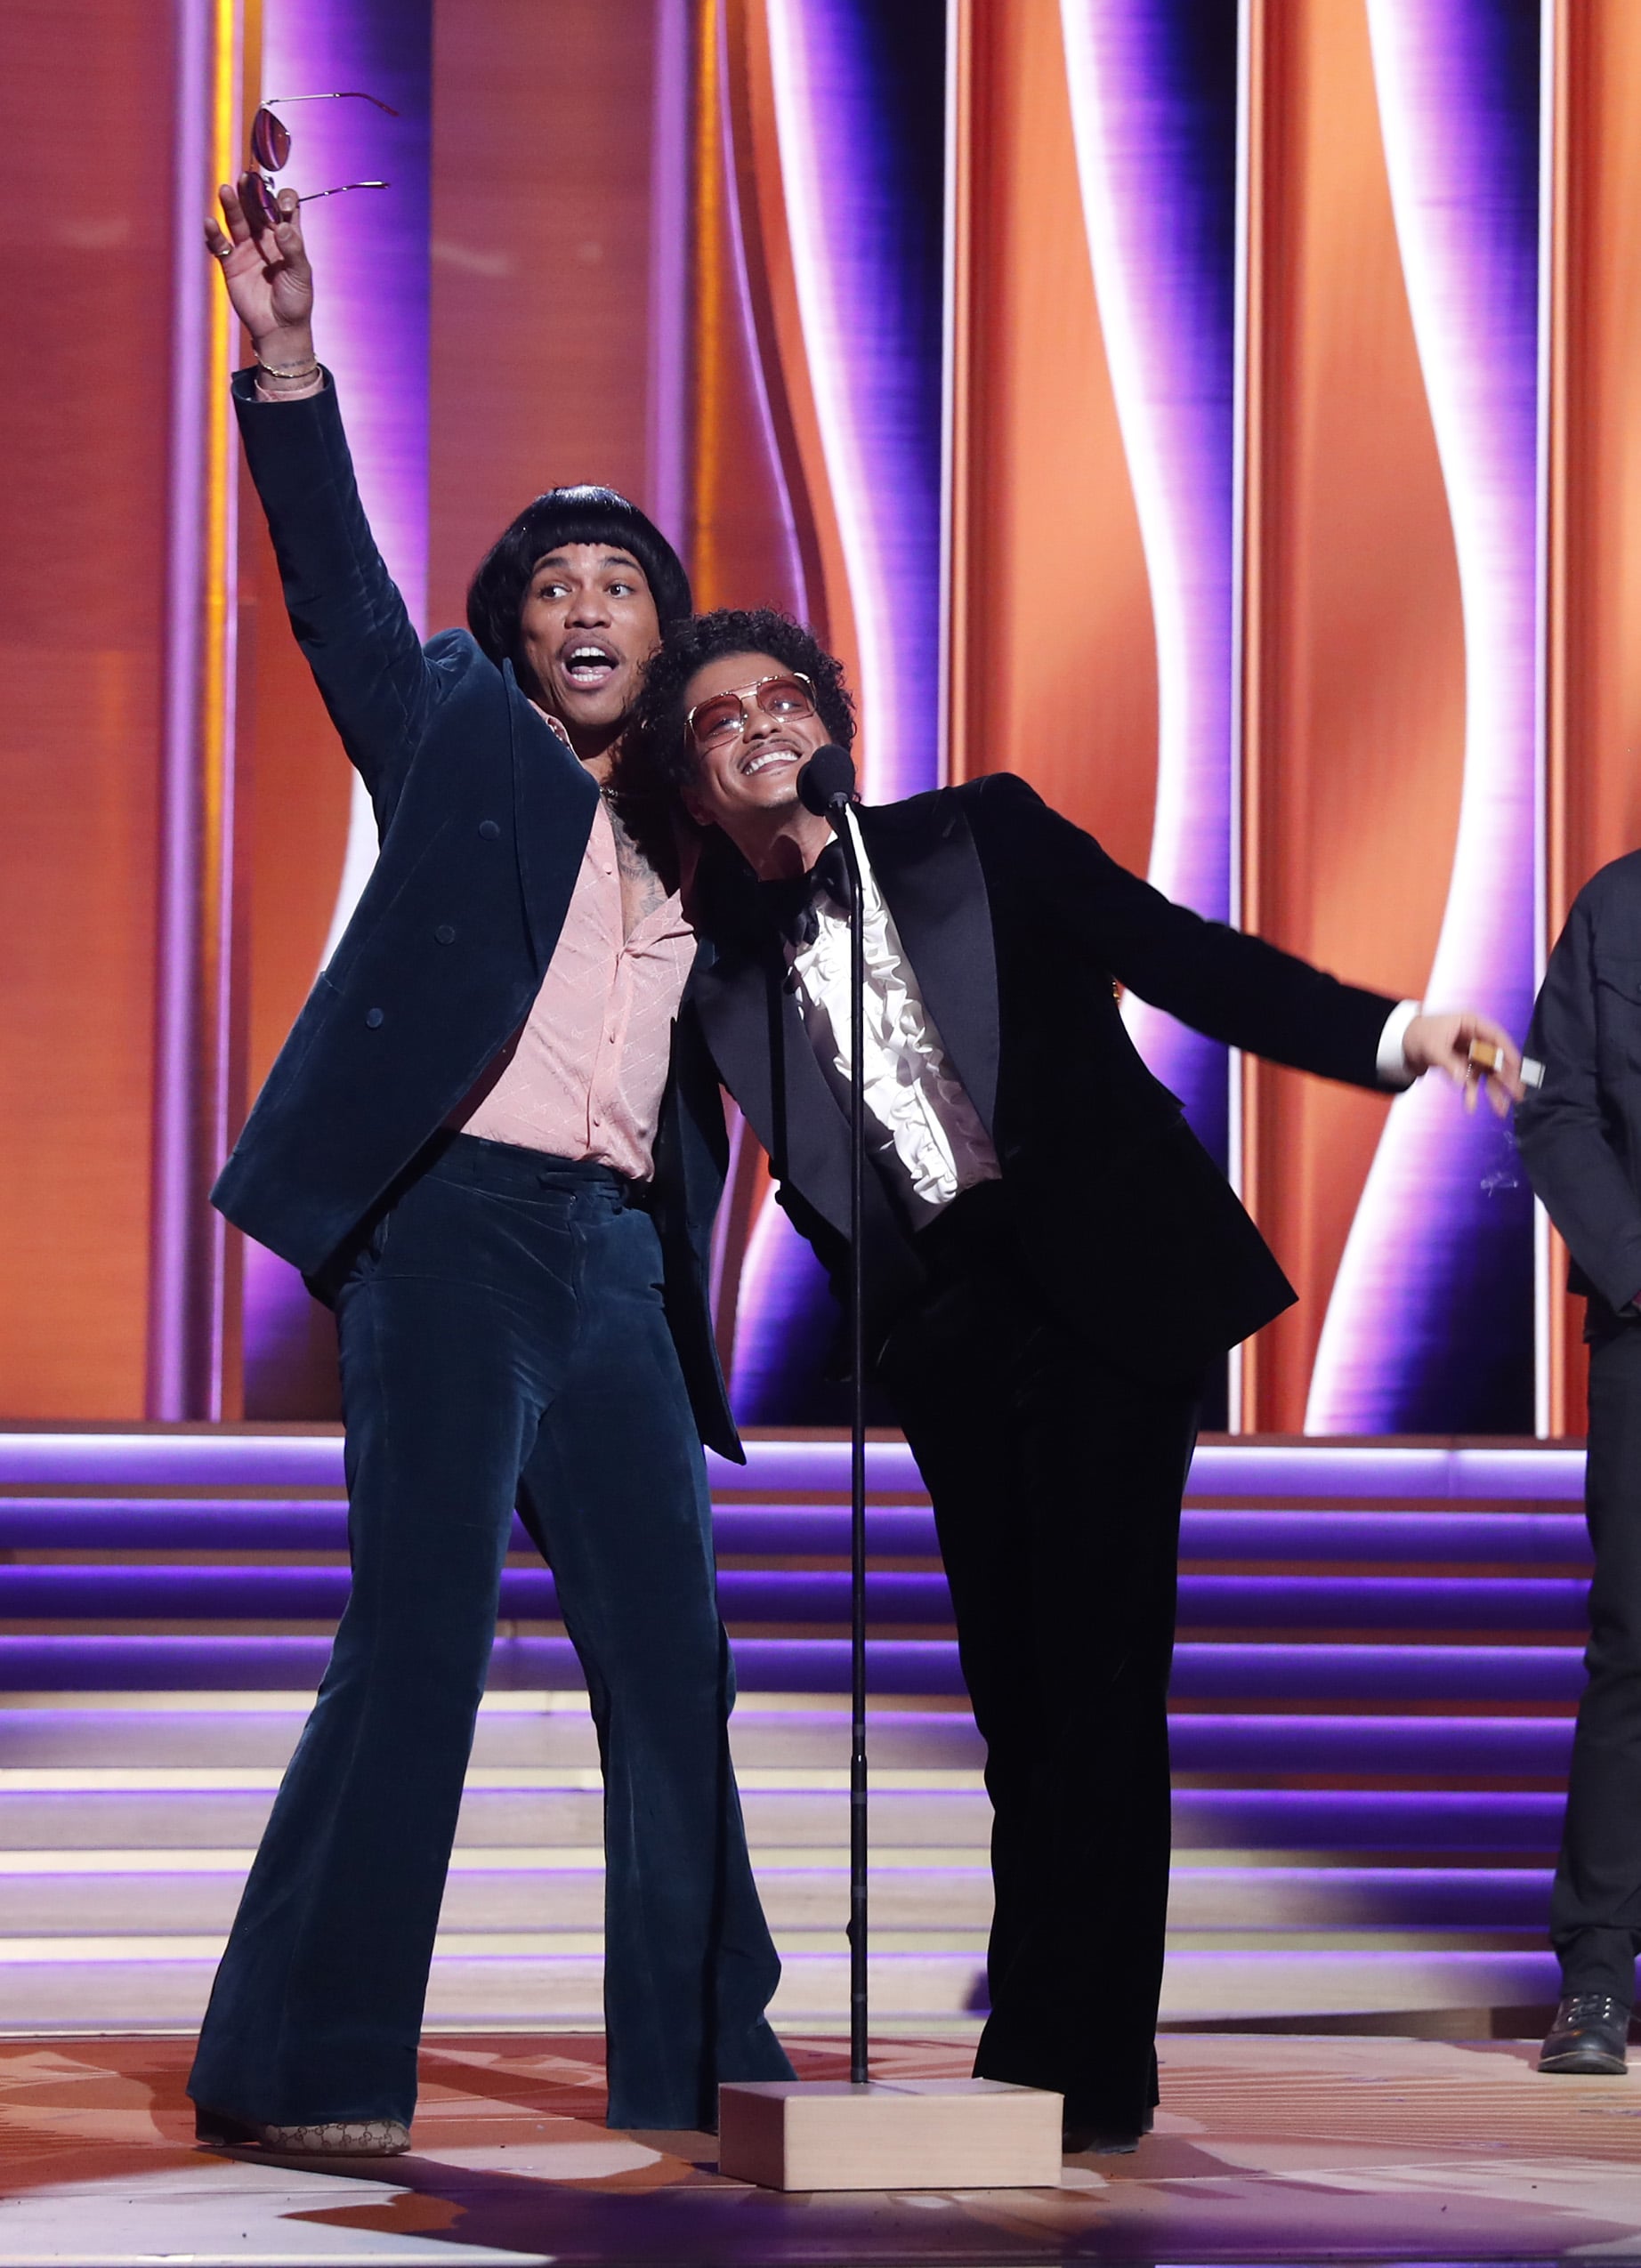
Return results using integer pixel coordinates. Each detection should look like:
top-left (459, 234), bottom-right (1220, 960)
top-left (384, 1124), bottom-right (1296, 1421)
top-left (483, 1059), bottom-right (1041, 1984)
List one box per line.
top-left (876, 1184), bottom-right (1200, 2134)
top-left (1551, 1310), bottom-right (1641, 1999)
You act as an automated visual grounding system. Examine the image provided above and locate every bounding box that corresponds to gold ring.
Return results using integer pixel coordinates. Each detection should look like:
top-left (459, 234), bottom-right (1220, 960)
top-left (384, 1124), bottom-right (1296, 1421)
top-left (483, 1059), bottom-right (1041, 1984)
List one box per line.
top-left (1467, 1039), bottom-right (1501, 1073)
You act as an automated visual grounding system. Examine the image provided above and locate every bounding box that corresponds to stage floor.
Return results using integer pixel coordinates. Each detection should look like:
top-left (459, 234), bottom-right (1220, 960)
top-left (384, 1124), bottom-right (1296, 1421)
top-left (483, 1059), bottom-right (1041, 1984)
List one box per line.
top-left (4, 2030), bottom-right (1641, 2264)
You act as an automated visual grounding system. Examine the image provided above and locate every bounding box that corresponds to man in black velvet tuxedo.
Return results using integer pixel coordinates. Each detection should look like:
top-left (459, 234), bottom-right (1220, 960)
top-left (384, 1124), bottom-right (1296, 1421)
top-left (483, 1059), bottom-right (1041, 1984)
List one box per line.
top-left (1518, 860), bottom-right (1641, 2076)
top-left (186, 186), bottom-right (789, 2151)
top-left (634, 608), bottom-right (1524, 2149)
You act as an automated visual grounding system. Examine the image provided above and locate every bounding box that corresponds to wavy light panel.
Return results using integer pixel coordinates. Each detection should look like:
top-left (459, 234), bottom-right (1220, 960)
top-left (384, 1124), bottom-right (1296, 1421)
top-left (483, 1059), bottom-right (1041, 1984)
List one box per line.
top-left (762, 0), bottom-right (942, 803)
top-left (709, 0), bottom-right (828, 1425)
top-left (1307, 0), bottom-right (1540, 1433)
top-left (1059, 0), bottom-right (1239, 1160)
top-left (1543, 2), bottom-right (1641, 1433)
top-left (730, 1), bottom-right (945, 1420)
top-left (1237, 0), bottom-right (1469, 1433)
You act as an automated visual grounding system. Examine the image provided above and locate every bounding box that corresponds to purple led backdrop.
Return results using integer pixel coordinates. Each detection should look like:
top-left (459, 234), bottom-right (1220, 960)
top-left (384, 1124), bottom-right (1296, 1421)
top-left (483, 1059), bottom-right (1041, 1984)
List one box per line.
top-left (1307, 0), bottom-right (1541, 1434)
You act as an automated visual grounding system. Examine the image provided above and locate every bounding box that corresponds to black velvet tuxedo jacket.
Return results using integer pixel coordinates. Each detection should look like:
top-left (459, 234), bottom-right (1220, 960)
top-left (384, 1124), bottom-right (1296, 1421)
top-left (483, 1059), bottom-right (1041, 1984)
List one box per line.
top-left (210, 373), bottom-right (740, 1459)
top-left (689, 776), bottom-right (1400, 1384)
top-left (1518, 850), bottom-right (1641, 1320)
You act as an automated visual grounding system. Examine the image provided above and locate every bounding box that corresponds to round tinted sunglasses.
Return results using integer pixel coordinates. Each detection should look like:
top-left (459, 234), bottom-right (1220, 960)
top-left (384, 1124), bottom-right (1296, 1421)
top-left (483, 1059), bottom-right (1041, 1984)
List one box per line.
top-left (242, 91), bottom-right (396, 236)
top-left (686, 673), bottom-right (818, 751)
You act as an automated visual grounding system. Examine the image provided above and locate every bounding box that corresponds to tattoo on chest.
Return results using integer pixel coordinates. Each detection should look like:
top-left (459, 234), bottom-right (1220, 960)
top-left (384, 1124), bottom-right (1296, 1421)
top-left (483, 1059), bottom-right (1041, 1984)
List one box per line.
top-left (605, 797), bottom-right (675, 930)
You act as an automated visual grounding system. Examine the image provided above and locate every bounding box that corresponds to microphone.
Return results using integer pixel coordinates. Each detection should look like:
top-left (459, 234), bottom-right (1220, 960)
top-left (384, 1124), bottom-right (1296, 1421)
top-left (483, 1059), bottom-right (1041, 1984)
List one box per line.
top-left (797, 744), bottom-right (856, 819)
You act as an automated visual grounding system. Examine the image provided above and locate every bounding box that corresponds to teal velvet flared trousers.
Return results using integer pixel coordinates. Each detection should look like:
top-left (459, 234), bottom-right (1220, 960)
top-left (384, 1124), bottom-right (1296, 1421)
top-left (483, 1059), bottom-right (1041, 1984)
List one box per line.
top-left (188, 1135), bottom-right (791, 2131)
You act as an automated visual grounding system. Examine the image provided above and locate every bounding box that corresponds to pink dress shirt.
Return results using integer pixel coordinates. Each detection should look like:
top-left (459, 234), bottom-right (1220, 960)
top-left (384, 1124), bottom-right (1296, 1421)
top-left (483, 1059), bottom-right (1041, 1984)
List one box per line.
top-left (248, 372), bottom-right (695, 1179)
top-left (454, 797), bottom-right (694, 1181)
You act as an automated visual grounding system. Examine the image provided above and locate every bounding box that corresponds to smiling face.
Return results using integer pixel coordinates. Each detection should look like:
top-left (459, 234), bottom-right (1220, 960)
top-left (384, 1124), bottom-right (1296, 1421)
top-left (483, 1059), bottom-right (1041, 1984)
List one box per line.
top-left (677, 650), bottom-right (833, 835)
top-left (515, 544), bottom-right (662, 756)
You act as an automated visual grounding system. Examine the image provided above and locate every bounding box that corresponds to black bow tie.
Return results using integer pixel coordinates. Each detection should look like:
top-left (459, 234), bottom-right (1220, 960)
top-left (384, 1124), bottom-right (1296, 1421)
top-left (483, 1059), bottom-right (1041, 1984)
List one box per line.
top-left (757, 838), bottom-right (853, 948)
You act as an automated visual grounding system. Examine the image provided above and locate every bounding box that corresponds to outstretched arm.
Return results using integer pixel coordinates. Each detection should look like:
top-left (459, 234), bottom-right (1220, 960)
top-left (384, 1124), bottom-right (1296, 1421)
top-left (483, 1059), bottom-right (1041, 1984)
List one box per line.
top-left (978, 771), bottom-right (1521, 1106)
top-left (204, 181), bottom-right (441, 822)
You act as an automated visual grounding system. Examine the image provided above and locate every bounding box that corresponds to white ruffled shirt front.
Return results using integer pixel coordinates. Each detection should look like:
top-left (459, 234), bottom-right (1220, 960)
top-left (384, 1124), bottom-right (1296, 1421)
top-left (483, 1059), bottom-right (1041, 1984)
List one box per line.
top-left (787, 811), bottom-right (1001, 1221)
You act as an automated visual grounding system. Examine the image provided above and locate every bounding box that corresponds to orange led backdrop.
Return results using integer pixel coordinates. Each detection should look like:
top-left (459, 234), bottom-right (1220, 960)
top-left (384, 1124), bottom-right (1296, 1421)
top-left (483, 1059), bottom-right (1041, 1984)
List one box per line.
top-left (6, 0), bottom-right (1641, 1441)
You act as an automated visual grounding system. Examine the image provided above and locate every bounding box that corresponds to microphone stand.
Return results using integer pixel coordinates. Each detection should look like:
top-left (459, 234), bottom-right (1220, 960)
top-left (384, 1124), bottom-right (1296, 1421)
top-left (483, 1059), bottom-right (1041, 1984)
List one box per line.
top-left (716, 769), bottom-right (1060, 2189)
top-left (830, 799), bottom-right (870, 2089)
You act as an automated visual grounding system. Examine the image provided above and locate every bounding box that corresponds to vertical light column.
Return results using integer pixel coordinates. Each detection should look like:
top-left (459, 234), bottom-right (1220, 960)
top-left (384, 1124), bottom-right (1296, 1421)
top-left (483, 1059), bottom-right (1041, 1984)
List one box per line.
top-left (238, 0), bottom-right (432, 1415)
top-left (267, 0), bottom-right (432, 968)
top-left (760, 0), bottom-right (945, 804)
top-left (724, 0), bottom-right (948, 1420)
top-left (1540, 0), bottom-right (1641, 1436)
top-left (149, 0), bottom-right (248, 1421)
top-left (944, 1), bottom-right (1158, 876)
top-left (1306, 1), bottom-right (1540, 1433)
top-left (1058, 0), bottom-right (1239, 1165)
top-left (1238, 0), bottom-right (1469, 1434)
top-left (648, 0), bottom-right (694, 546)
top-left (698, 0), bottom-right (823, 1406)
top-left (4, 0), bottom-right (176, 1416)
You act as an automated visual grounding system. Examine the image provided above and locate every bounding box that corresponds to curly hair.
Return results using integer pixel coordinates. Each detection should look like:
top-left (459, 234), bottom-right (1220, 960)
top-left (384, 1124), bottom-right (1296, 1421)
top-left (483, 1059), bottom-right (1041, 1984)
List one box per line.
top-left (630, 608), bottom-right (856, 791)
top-left (465, 486), bottom-right (692, 678)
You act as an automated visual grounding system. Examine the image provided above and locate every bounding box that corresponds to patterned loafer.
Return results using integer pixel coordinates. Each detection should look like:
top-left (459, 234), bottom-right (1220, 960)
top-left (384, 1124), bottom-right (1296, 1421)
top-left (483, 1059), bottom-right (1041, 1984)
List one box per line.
top-left (196, 2106), bottom-right (411, 2154)
top-left (1538, 1993), bottom-right (1632, 2076)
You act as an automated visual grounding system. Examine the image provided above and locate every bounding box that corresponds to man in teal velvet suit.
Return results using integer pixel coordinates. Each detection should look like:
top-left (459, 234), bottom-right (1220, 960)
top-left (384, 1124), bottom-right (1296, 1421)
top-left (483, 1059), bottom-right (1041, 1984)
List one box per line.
top-left (186, 180), bottom-right (790, 2153)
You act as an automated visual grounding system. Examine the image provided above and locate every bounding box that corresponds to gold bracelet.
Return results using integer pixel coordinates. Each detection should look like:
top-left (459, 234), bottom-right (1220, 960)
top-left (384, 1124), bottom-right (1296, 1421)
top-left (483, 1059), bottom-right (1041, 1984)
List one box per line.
top-left (255, 354), bottom-right (321, 381)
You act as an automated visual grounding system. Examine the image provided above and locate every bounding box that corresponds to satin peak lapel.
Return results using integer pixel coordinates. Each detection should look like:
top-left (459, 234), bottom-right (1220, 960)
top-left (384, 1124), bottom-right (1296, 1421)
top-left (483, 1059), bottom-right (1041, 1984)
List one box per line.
top-left (691, 943), bottom-right (854, 1241)
top-left (856, 797), bottom-right (1000, 1137)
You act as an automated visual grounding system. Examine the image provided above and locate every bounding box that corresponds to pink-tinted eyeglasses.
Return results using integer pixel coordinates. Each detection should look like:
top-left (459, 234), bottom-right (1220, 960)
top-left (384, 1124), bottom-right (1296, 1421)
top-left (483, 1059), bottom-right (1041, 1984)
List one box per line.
top-left (241, 91), bottom-right (396, 236)
top-left (685, 673), bottom-right (818, 752)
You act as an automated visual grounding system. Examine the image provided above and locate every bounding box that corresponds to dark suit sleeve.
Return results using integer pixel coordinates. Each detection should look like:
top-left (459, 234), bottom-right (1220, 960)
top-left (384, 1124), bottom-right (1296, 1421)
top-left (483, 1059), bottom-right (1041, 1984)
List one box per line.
top-left (1516, 890), bottom-right (1641, 1312)
top-left (232, 371), bottom-right (443, 826)
top-left (975, 772), bottom-right (1396, 1089)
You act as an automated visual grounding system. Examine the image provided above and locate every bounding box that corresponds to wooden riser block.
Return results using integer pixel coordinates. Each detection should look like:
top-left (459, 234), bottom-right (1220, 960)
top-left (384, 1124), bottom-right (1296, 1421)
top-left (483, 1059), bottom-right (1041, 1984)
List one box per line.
top-left (717, 2077), bottom-right (1063, 2191)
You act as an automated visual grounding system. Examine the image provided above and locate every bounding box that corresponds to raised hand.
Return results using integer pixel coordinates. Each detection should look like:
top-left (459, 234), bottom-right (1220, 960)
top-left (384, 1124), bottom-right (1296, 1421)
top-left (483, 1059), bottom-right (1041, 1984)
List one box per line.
top-left (203, 178), bottom-right (315, 370)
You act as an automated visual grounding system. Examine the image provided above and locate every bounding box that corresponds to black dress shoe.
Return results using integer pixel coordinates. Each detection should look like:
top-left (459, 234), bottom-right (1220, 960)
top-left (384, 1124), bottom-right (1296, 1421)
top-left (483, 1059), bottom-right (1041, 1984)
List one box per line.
top-left (1063, 2107), bottom-right (1154, 2155)
top-left (1538, 1993), bottom-right (1632, 2075)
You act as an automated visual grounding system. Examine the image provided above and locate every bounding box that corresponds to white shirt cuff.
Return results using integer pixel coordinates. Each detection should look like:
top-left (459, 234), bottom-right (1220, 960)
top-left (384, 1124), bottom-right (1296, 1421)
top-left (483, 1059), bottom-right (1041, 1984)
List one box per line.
top-left (1376, 998), bottom-right (1422, 1090)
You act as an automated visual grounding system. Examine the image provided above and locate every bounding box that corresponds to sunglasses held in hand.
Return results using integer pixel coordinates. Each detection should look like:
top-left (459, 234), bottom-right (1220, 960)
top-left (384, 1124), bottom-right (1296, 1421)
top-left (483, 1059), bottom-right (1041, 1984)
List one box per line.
top-left (241, 90), bottom-right (396, 235)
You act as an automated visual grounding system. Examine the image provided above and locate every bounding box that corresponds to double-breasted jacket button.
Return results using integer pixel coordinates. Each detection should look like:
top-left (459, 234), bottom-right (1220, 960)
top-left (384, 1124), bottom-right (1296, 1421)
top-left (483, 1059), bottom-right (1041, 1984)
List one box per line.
top-left (478, 819), bottom-right (501, 840)
top-left (435, 924), bottom-right (457, 945)
top-left (365, 1007), bottom-right (384, 1029)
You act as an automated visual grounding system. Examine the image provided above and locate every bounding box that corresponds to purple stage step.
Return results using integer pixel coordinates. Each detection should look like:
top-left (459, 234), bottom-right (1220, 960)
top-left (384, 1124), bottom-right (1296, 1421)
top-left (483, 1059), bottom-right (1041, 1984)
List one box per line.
top-left (1170, 1788), bottom-right (1564, 1851)
top-left (1182, 1867), bottom-right (1555, 1925)
top-left (0, 1633), bottom-right (965, 1693)
top-left (0, 1497), bottom-right (1596, 1565)
top-left (0, 1562), bottom-right (1592, 1632)
top-left (1167, 1714), bottom-right (1574, 1773)
top-left (1169, 1642), bottom-right (1585, 1700)
top-left (0, 1429), bottom-right (1593, 2024)
top-left (0, 1432), bottom-right (1588, 1500)
top-left (0, 1633), bottom-right (1588, 1699)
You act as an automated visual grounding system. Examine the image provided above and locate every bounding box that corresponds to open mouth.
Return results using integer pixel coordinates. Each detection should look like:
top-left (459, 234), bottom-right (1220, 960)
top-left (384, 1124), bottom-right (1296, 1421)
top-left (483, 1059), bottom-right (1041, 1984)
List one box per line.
top-left (741, 745), bottom-right (800, 778)
top-left (560, 641), bottom-right (621, 690)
